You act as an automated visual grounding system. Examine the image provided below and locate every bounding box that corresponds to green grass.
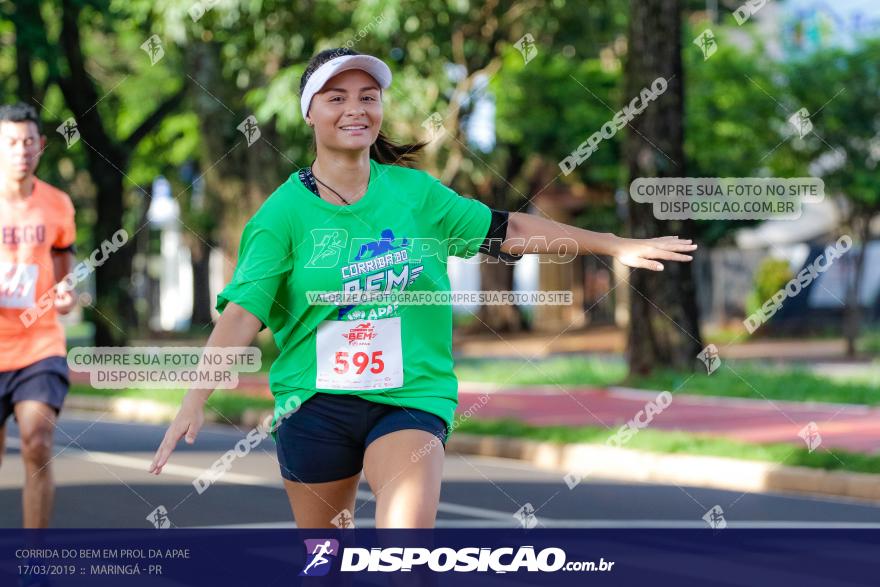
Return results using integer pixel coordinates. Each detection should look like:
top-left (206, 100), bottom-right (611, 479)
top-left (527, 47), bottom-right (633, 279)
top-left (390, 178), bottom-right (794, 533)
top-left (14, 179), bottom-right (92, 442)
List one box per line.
top-left (64, 321), bottom-right (95, 346)
top-left (858, 329), bottom-right (880, 354)
top-left (455, 418), bottom-right (880, 475)
top-left (628, 363), bottom-right (880, 405)
top-left (454, 356), bottom-right (627, 387)
top-left (69, 384), bottom-right (273, 420)
top-left (454, 356), bottom-right (880, 405)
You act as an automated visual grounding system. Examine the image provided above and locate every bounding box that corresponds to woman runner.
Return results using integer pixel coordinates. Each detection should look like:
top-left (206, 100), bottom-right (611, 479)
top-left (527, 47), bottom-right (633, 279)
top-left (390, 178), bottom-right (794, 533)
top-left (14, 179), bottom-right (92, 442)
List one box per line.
top-left (149, 48), bottom-right (697, 529)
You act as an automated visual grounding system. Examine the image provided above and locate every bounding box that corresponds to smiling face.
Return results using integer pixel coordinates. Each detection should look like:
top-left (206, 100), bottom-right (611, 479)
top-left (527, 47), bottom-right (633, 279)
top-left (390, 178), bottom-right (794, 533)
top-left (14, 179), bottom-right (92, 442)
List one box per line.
top-left (0, 120), bottom-right (44, 182)
top-left (306, 68), bottom-right (383, 154)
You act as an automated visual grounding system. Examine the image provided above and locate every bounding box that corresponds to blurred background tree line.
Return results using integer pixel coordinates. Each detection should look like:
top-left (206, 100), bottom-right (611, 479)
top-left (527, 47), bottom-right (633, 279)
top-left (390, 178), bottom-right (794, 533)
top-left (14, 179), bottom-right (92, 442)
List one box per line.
top-left (1, 0), bottom-right (876, 370)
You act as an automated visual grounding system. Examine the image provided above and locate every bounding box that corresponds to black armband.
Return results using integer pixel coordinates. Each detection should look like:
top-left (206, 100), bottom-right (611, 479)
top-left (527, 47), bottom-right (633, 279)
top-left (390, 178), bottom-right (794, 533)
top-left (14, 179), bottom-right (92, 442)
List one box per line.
top-left (51, 244), bottom-right (77, 255)
top-left (479, 209), bottom-right (523, 262)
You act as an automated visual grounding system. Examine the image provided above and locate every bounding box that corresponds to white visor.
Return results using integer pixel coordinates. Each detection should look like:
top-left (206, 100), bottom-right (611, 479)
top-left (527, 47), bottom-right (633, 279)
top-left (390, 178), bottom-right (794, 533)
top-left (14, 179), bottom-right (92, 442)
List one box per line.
top-left (300, 54), bottom-right (392, 120)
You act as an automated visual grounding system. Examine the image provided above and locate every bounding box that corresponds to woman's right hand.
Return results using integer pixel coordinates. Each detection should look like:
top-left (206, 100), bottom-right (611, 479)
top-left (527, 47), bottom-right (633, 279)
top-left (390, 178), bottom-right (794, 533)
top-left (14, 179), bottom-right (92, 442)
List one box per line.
top-left (149, 393), bottom-right (206, 475)
top-left (147, 302), bottom-right (262, 475)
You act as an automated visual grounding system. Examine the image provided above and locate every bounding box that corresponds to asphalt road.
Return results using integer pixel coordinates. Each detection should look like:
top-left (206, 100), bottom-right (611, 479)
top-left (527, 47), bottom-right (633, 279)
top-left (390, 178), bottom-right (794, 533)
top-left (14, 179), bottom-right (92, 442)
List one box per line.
top-left (2, 411), bottom-right (880, 529)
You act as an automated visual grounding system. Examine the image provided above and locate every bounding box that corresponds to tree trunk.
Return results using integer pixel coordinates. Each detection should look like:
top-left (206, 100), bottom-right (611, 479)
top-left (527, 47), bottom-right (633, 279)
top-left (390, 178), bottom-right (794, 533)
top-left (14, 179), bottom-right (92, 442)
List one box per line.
top-left (189, 236), bottom-right (216, 328)
top-left (843, 215), bottom-right (869, 357)
top-left (35, 0), bottom-right (186, 344)
top-left (12, 2), bottom-right (38, 103)
top-left (625, 0), bottom-right (702, 375)
top-left (90, 155), bottom-right (136, 346)
top-left (186, 41), bottom-right (286, 313)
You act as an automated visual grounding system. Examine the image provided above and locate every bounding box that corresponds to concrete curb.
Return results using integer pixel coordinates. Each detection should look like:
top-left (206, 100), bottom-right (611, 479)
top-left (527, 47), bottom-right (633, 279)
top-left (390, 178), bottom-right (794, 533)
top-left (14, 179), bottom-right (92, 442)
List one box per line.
top-left (65, 394), bottom-right (880, 503)
top-left (446, 433), bottom-right (880, 503)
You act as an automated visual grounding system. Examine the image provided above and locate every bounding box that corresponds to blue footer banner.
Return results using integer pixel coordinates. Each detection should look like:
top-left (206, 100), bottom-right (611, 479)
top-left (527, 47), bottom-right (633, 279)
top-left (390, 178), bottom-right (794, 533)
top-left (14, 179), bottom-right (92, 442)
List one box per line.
top-left (1, 529), bottom-right (876, 586)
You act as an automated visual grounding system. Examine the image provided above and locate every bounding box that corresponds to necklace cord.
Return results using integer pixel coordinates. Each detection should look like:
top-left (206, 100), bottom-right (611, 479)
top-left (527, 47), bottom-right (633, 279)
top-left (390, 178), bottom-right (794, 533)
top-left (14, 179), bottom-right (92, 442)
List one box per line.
top-left (310, 161), bottom-right (370, 206)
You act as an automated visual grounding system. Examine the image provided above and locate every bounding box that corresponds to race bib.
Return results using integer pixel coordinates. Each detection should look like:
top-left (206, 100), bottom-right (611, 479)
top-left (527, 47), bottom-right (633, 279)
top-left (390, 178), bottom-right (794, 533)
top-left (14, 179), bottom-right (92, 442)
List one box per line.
top-left (0, 262), bottom-right (38, 309)
top-left (315, 316), bottom-right (403, 390)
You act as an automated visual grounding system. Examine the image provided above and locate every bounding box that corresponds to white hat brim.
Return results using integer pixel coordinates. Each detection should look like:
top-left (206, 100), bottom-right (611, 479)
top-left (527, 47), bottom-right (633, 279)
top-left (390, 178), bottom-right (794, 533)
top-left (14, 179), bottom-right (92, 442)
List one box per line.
top-left (300, 54), bottom-right (392, 119)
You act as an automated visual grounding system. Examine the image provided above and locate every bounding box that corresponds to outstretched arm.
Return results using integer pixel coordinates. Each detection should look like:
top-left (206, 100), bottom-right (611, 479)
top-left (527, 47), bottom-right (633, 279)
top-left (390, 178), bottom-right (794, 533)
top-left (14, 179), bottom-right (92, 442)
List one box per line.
top-left (503, 212), bottom-right (697, 271)
top-left (149, 302), bottom-right (263, 474)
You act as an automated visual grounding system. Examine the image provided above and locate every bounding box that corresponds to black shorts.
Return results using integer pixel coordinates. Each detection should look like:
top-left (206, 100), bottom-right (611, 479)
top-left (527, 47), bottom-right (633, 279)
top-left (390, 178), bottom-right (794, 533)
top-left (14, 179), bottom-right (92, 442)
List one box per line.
top-left (0, 356), bottom-right (70, 424)
top-left (275, 392), bottom-right (448, 484)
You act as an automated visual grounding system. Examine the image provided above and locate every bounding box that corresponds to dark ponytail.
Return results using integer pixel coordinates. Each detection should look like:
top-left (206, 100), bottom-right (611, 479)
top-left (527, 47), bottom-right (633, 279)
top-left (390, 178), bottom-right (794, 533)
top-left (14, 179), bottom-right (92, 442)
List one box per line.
top-left (370, 130), bottom-right (426, 166)
top-left (300, 48), bottom-right (427, 168)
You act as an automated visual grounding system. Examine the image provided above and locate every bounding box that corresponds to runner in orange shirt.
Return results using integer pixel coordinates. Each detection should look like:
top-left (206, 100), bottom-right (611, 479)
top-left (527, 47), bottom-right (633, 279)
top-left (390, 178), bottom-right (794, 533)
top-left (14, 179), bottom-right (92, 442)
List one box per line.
top-left (0, 103), bottom-right (77, 528)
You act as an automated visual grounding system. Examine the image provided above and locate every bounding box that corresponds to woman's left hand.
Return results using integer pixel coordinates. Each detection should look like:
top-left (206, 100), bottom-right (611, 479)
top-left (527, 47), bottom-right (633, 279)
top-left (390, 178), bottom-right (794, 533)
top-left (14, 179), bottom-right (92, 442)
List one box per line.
top-left (611, 236), bottom-right (698, 271)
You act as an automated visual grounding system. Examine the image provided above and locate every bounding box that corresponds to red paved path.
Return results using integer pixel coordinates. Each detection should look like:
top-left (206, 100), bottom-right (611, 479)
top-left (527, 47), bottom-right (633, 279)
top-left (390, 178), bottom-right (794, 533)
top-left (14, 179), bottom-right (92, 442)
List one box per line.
top-left (69, 371), bottom-right (880, 454)
top-left (457, 386), bottom-right (880, 455)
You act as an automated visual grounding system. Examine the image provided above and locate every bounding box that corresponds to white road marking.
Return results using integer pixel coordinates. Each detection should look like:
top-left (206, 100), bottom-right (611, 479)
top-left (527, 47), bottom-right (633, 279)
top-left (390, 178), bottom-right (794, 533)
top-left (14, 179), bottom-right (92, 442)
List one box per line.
top-left (35, 446), bottom-right (520, 522)
top-left (8, 429), bottom-right (880, 527)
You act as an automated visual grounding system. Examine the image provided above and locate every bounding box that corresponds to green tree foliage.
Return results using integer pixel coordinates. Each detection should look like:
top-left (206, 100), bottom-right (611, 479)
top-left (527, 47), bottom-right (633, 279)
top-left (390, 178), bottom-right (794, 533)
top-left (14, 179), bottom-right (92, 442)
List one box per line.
top-left (782, 40), bottom-right (880, 354)
top-left (745, 257), bottom-right (793, 318)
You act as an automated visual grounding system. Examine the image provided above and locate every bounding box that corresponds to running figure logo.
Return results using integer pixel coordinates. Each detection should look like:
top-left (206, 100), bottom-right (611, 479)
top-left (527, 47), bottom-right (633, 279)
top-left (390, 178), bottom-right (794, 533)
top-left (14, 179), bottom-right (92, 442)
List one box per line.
top-left (299, 539), bottom-right (340, 577)
top-left (702, 505), bottom-right (727, 530)
top-left (697, 344), bottom-right (721, 375)
top-left (514, 33), bottom-right (538, 64)
top-left (146, 505), bottom-right (172, 529)
top-left (354, 228), bottom-right (408, 260)
top-left (693, 29), bottom-right (717, 61)
top-left (306, 229), bottom-right (348, 268)
top-left (237, 115), bottom-right (262, 146)
top-left (342, 322), bottom-right (377, 345)
top-left (788, 108), bottom-right (813, 139)
top-left (140, 34), bottom-right (165, 65)
top-left (56, 118), bottom-right (80, 148)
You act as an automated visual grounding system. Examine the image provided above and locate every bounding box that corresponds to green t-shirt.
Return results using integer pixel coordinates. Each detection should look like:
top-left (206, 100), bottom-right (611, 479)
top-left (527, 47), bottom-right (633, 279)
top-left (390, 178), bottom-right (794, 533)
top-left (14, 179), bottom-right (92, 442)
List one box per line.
top-left (216, 158), bottom-right (492, 438)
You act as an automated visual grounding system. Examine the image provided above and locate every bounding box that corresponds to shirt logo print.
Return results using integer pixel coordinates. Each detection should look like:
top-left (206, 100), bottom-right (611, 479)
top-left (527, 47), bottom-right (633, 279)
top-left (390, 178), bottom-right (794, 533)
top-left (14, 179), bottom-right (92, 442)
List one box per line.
top-left (305, 229), bottom-right (349, 268)
top-left (354, 228), bottom-right (408, 260)
top-left (342, 322), bottom-right (377, 345)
